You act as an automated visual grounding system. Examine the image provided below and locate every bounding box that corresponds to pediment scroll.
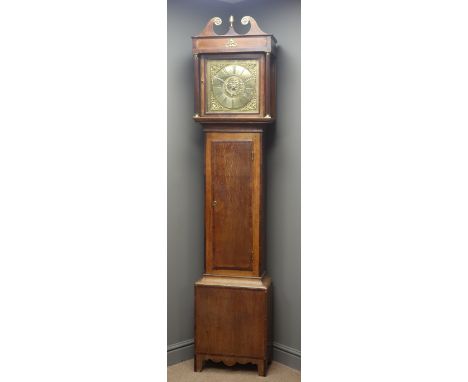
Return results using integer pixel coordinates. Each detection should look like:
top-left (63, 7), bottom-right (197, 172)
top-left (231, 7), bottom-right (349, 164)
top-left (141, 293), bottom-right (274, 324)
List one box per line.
top-left (196, 15), bottom-right (269, 37)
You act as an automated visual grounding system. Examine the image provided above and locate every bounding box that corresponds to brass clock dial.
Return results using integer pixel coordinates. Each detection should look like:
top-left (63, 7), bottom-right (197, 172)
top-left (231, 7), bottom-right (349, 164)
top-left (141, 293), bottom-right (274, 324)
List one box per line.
top-left (206, 60), bottom-right (259, 113)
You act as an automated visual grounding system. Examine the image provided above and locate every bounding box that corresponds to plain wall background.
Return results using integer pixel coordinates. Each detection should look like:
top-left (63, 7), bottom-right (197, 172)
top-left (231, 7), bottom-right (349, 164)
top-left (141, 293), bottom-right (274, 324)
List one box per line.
top-left (167, 0), bottom-right (301, 362)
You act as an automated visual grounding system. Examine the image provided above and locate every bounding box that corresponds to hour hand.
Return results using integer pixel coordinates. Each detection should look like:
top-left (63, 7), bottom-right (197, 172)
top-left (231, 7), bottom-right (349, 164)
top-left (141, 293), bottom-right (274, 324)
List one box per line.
top-left (213, 76), bottom-right (226, 84)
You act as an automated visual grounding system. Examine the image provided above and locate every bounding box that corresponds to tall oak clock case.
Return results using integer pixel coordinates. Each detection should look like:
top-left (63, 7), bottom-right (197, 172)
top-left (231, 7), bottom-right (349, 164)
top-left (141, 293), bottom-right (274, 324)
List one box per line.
top-left (192, 16), bottom-right (277, 377)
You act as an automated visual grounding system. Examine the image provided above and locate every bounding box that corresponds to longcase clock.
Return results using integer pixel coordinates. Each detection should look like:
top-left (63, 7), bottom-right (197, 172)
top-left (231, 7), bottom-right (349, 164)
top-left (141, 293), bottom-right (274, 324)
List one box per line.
top-left (192, 15), bottom-right (277, 377)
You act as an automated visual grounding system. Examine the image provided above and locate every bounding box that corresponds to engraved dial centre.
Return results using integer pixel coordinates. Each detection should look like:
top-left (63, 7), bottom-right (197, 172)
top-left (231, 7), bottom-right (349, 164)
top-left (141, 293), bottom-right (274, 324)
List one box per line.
top-left (224, 76), bottom-right (245, 97)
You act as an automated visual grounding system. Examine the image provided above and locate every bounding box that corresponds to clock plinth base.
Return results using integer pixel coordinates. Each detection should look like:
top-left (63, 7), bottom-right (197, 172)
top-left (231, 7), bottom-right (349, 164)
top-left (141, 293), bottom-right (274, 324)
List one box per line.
top-left (194, 275), bottom-right (272, 377)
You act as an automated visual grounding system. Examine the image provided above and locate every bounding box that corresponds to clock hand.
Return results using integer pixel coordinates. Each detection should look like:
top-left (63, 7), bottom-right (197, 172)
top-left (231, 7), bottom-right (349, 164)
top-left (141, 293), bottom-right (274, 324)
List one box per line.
top-left (213, 75), bottom-right (226, 84)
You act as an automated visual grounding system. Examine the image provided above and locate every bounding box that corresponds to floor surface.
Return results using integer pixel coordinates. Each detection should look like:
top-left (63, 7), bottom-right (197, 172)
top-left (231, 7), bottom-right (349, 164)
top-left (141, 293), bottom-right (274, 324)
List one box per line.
top-left (168, 359), bottom-right (300, 381)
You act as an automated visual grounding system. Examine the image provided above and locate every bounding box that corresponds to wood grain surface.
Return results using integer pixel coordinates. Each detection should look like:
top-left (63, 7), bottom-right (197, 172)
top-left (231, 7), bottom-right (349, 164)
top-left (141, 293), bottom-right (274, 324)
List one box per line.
top-left (212, 140), bottom-right (253, 270)
top-left (195, 281), bottom-right (272, 376)
top-left (205, 132), bottom-right (262, 277)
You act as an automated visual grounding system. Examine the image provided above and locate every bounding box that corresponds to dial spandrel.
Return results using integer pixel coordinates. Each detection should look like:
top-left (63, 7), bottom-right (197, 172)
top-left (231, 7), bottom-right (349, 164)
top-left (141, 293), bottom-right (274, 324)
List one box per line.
top-left (206, 60), bottom-right (259, 113)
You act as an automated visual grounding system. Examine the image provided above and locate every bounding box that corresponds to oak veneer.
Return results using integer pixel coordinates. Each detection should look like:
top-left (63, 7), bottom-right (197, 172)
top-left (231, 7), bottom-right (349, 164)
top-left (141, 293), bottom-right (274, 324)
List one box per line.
top-left (194, 276), bottom-right (272, 376)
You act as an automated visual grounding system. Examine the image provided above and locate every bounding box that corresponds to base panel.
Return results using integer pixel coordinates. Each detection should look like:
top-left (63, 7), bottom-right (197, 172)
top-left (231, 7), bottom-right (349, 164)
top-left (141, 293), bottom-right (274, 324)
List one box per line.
top-left (194, 275), bottom-right (272, 377)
